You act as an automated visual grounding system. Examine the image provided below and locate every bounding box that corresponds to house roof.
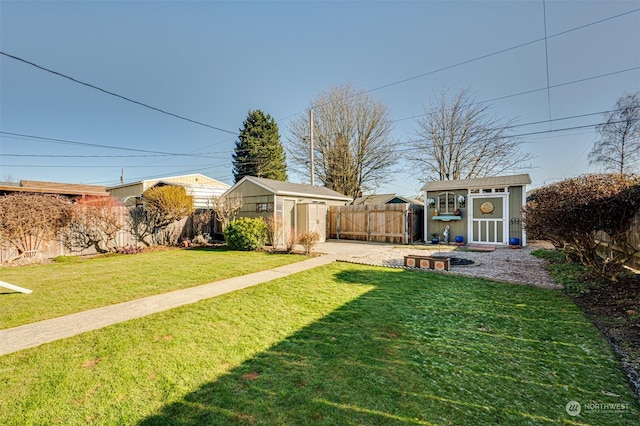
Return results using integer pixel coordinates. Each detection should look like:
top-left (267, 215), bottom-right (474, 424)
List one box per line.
top-left (107, 173), bottom-right (229, 191)
top-left (353, 193), bottom-right (424, 206)
top-left (0, 180), bottom-right (108, 197)
top-left (421, 174), bottom-right (532, 192)
top-left (227, 176), bottom-right (352, 201)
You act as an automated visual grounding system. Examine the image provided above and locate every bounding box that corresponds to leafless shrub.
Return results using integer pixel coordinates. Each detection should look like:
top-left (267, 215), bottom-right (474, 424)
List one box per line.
top-left (61, 196), bottom-right (124, 254)
top-left (192, 209), bottom-right (213, 236)
top-left (264, 215), bottom-right (284, 248)
top-left (211, 194), bottom-right (243, 231)
top-left (299, 231), bottom-right (320, 255)
top-left (0, 193), bottom-right (72, 261)
top-left (286, 227), bottom-right (299, 253)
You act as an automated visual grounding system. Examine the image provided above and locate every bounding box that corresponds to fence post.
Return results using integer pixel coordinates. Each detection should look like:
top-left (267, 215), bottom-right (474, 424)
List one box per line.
top-left (404, 204), bottom-right (409, 244)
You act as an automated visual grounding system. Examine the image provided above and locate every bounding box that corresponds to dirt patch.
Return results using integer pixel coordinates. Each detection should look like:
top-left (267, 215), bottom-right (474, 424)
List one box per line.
top-left (81, 358), bottom-right (100, 368)
top-left (154, 335), bottom-right (173, 341)
top-left (242, 371), bottom-right (261, 381)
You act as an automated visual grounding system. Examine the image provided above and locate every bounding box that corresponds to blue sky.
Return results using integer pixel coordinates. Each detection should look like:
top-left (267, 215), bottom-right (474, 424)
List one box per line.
top-left (1, 0), bottom-right (639, 196)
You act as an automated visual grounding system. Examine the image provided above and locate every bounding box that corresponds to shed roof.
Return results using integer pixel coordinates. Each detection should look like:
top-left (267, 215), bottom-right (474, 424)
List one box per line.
top-left (421, 174), bottom-right (532, 192)
top-left (228, 176), bottom-right (351, 201)
top-left (353, 193), bottom-right (423, 206)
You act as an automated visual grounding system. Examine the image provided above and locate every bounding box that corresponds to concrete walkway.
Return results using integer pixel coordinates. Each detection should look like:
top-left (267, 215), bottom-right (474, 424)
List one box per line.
top-left (0, 241), bottom-right (393, 356)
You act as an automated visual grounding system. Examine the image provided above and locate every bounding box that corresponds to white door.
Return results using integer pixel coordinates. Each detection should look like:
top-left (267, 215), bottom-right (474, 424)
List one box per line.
top-left (468, 195), bottom-right (508, 245)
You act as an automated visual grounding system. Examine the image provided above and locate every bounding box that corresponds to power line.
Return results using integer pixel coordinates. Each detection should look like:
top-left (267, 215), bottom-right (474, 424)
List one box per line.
top-left (1, 153), bottom-right (200, 158)
top-left (0, 131), bottom-right (223, 156)
top-left (395, 119), bottom-right (634, 154)
top-left (367, 8), bottom-right (640, 94)
top-left (391, 66), bottom-right (640, 124)
top-left (542, 0), bottom-right (552, 126)
top-left (276, 8), bottom-right (640, 124)
top-left (0, 51), bottom-right (237, 135)
top-left (0, 164), bottom-right (216, 168)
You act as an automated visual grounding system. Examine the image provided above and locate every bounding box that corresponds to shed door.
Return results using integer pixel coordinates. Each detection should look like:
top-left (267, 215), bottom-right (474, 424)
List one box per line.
top-left (468, 195), bottom-right (508, 245)
top-left (283, 199), bottom-right (296, 246)
top-left (307, 203), bottom-right (326, 242)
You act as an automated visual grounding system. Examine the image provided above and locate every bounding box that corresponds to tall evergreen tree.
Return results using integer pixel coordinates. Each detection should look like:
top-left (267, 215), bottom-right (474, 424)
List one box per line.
top-left (233, 110), bottom-right (288, 183)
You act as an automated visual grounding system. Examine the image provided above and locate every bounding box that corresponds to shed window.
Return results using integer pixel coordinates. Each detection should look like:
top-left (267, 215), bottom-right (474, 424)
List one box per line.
top-left (256, 202), bottom-right (274, 213)
top-left (437, 192), bottom-right (458, 214)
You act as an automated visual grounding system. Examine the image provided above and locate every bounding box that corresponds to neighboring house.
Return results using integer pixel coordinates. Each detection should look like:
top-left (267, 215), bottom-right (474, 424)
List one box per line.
top-left (224, 176), bottom-right (351, 244)
top-left (107, 173), bottom-right (230, 209)
top-left (0, 180), bottom-right (108, 200)
top-left (422, 174), bottom-right (531, 246)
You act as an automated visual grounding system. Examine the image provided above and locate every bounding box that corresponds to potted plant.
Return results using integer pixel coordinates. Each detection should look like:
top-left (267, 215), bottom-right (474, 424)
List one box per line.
top-left (430, 232), bottom-right (440, 244)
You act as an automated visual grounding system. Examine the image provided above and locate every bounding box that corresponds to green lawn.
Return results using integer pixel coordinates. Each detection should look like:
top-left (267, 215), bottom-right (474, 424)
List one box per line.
top-left (0, 263), bottom-right (637, 425)
top-left (0, 248), bottom-right (304, 329)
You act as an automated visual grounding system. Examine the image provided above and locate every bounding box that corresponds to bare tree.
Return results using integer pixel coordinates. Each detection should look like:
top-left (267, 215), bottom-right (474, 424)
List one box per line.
top-left (211, 194), bottom-right (243, 231)
top-left (288, 84), bottom-right (396, 198)
top-left (589, 91), bottom-right (640, 174)
top-left (409, 87), bottom-right (533, 182)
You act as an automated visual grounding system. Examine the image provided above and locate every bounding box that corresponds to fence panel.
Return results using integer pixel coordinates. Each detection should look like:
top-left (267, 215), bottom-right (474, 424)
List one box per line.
top-left (328, 203), bottom-right (417, 244)
top-left (595, 211), bottom-right (640, 270)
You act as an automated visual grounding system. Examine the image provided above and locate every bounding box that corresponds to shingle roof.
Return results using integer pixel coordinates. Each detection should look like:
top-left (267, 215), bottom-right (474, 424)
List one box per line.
top-left (353, 193), bottom-right (423, 205)
top-left (421, 174), bottom-right (532, 192)
top-left (232, 176), bottom-right (351, 201)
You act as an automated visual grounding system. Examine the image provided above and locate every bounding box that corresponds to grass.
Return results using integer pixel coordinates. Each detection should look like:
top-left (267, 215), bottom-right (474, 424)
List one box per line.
top-left (1, 263), bottom-right (638, 425)
top-left (0, 247), bottom-right (304, 329)
top-left (531, 249), bottom-right (596, 295)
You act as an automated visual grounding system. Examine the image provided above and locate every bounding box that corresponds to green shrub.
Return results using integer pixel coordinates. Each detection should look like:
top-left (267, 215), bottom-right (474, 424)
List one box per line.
top-left (224, 217), bottom-right (268, 251)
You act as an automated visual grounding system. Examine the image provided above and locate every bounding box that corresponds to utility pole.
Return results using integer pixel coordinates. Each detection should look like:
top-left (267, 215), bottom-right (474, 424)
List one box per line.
top-left (309, 109), bottom-right (315, 186)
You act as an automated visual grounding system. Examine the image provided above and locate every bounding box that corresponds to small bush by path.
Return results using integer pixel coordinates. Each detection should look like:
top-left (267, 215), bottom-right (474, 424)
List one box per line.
top-left (0, 263), bottom-right (637, 425)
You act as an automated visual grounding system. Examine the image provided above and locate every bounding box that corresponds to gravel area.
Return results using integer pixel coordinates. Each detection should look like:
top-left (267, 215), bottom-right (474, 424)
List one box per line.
top-left (336, 243), bottom-right (561, 289)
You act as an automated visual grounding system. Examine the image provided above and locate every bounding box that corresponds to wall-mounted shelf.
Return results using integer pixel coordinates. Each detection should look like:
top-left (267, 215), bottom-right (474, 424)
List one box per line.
top-left (432, 215), bottom-right (462, 222)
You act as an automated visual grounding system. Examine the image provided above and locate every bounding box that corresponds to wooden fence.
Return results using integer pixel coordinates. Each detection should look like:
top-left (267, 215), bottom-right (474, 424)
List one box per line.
top-left (328, 203), bottom-right (422, 244)
top-left (596, 211), bottom-right (640, 270)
